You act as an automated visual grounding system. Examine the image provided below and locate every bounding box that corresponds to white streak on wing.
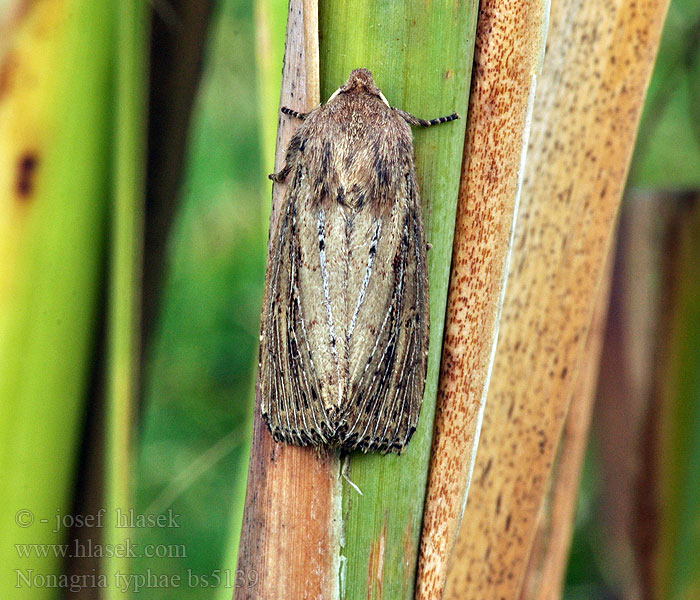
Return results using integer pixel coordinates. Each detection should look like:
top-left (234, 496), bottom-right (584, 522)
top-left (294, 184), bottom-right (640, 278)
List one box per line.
top-left (289, 290), bottom-right (309, 440)
top-left (344, 295), bottom-right (395, 437)
top-left (365, 224), bottom-right (407, 443)
top-left (282, 216), bottom-right (297, 436)
top-left (319, 209), bottom-right (342, 405)
top-left (295, 286), bottom-right (329, 443)
top-left (348, 220), bottom-right (382, 340)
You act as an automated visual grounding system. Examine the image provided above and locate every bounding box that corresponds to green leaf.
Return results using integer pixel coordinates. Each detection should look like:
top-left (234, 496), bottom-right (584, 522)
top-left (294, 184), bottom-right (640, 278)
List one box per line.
top-left (318, 2), bottom-right (478, 598)
top-left (0, 1), bottom-right (116, 596)
top-left (629, 0), bottom-right (700, 187)
top-left (103, 1), bottom-right (150, 598)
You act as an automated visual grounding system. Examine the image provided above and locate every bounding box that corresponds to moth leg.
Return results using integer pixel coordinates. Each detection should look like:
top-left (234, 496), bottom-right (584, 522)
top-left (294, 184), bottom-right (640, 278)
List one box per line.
top-left (267, 163), bottom-right (292, 183)
top-left (394, 107), bottom-right (459, 127)
top-left (269, 130), bottom-right (305, 181)
top-left (268, 164), bottom-right (291, 182)
top-left (281, 106), bottom-right (307, 120)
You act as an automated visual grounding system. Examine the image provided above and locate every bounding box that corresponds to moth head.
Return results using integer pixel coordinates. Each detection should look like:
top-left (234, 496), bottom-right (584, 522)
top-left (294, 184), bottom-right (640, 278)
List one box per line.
top-left (327, 68), bottom-right (391, 107)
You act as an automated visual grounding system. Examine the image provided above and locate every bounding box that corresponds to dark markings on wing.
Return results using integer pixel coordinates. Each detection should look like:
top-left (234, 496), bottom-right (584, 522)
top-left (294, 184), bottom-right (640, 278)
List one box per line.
top-left (260, 169), bottom-right (333, 446)
top-left (338, 181), bottom-right (429, 453)
top-left (261, 169), bottom-right (428, 453)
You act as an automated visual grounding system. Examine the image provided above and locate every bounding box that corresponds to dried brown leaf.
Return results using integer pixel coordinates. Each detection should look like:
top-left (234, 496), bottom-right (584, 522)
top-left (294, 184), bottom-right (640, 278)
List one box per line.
top-left (444, 0), bottom-right (670, 596)
top-left (416, 1), bottom-right (549, 597)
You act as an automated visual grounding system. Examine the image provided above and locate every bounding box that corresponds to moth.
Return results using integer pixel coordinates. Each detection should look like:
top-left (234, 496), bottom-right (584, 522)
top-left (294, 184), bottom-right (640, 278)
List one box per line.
top-left (260, 68), bottom-right (458, 453)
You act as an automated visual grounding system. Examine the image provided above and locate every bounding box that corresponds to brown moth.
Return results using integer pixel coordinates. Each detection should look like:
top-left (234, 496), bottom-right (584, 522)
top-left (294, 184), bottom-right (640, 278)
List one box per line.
top-left (260, 68), bottom-right (458, 453)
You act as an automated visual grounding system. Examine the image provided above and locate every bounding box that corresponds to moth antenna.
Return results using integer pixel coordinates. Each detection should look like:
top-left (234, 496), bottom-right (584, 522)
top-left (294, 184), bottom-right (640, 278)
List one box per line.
top-left (394, 108), bottom-right (460, 127)
top-left (281, 106), bottom-right (307, 120)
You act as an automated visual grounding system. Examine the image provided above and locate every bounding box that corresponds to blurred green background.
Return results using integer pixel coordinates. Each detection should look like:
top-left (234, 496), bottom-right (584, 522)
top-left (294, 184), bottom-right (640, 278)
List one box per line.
top-left (130, 0), bottom-right (700, 598)
top-left (133, 2), bottom-right (264, 597)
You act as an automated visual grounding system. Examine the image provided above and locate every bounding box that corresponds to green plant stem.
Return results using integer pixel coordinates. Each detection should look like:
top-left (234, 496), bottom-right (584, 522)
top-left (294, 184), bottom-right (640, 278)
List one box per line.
top-left (0, 2), bottom-right (115, 597)
top-left (103, 0), bottom-right (149, 597)
top-left (318, 2), bottom-right (478, 598)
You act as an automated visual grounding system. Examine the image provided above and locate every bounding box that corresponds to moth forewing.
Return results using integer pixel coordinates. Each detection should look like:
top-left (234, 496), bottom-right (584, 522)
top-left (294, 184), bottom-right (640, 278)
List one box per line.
top-left (259, 68), bottom-right (458, 453)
